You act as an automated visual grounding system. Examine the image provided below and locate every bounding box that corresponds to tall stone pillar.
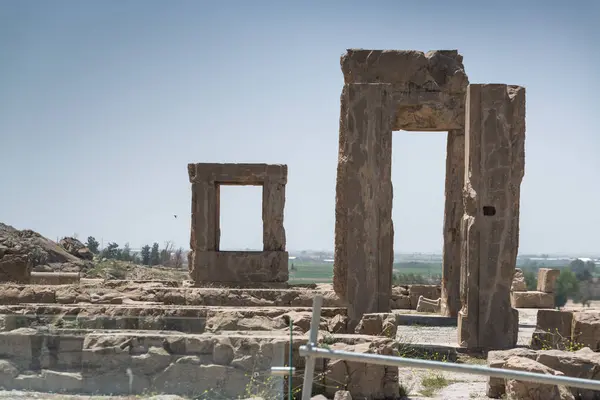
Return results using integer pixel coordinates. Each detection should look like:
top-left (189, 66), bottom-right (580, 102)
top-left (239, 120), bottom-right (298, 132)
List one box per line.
top-left (333, 83), bottom-right (395, 325)
top-left (441, 129), bottom-right (465, 317)
top-left (458, 84), bottom-right (526, 350)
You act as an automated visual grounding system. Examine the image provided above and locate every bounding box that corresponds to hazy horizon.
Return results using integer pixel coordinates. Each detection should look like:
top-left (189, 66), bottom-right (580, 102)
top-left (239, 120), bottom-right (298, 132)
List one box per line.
top-left (1, 1), bottom-right (599, 255)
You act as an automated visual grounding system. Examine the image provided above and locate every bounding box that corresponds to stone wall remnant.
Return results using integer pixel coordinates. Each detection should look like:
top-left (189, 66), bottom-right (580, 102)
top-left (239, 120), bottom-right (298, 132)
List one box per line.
top-left (187, 163), bottom-right (288, 284)
top-left (458, 84), bottom-right (526, 350)
top-left (511, 291), bottom-right (554, 309)
top-left (334, 49), bottom-right (469, 325)
top-left (511, 268), bottom-right (527, 291)
top-left (415, 296), bottom-right (442, 313)
top-left (531, 309), bottom-right (574, 350)
top-left (538, 268), bottom-right (560, 293)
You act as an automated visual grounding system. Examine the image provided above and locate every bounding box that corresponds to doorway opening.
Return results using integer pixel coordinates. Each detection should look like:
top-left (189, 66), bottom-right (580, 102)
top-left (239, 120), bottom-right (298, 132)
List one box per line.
top-left (391, 131), bottom-right (447, 284)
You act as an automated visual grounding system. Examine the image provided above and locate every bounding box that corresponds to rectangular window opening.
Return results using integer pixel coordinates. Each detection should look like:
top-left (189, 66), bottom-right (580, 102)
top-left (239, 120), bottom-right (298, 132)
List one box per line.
top-left (218, 185), bottom-right (263, 251)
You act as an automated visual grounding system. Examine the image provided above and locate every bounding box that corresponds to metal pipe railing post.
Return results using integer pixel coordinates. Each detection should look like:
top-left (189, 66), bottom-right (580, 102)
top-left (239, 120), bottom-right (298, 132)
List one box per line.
top-left (289, 319), bottom-right (293, 400)
top-left (298, 346), bottom-right (600, 393)
top-left (300, 294), bottom-right (323, 400)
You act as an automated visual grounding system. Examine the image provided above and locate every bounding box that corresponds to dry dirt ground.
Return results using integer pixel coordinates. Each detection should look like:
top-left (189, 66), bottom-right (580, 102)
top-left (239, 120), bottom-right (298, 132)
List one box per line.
top-left (398, 302), bottom-right (600, 399)
top-left (0, 393), bottom-right (187, 400)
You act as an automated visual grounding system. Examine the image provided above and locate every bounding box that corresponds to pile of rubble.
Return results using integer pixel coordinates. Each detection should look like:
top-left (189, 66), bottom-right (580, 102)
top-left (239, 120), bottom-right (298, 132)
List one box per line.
top-left (0, 223), bottom-right (92, 283)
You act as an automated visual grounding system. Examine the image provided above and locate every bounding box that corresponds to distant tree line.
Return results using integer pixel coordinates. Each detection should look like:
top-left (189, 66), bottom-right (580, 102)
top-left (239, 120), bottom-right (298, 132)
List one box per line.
top-left (84, 236), bottom-right (185, 268)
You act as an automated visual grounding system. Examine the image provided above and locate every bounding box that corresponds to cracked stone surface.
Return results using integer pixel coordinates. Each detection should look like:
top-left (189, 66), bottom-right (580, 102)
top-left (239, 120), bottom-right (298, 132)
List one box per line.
top-left (334, 49), bottom-right (469, 326)
top-left (458, 84), bottom-right (526, 350)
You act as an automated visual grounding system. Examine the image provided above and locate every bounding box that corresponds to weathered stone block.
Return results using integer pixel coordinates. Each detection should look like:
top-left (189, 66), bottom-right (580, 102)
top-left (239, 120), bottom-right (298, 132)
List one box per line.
top-left (531, 310), bottom-right (573, 350)
top-left (355, 314), bottom-right (383, 336)
top-left (41, 335), bottom-right (84, 370)
top-left (0, 328), bottom-right (41, 370)
top-left (191, 251), bottom-right (288, 283)
top-left (486, 348), bottom-right (539, 398)
top-left (0, 359), bottom-right (18, 387)
top-left (354, 313), bottom-right (396, 338)
top-left (503, 356), bottom-right (573, 400)
top-left (340, 49), bottom-right (468, 93)
top-left (511, 291), bottom-right (554, 309)
top-left (459, 84), bottom-right (526, 350)
top-left (572, 312), bottom-right (600, 351)
top-left (391, 295), bottom-right (411, 309)
top-left (536, 348), bottom-right (600, 400)
top-left (328, 314), bottom-right (347, 334)
top-left (30, 272), bottom-right (80, 285)
top-left (188, 163), bottom-right (287, 186)
top-left (324, 342), bottom-right (399, 399)
top-left (511, 268), bottom-right (527, 291)
top-left (0, 255), bottom-right (31, 283)
top-left (537, 268), bottom-right (561, 293)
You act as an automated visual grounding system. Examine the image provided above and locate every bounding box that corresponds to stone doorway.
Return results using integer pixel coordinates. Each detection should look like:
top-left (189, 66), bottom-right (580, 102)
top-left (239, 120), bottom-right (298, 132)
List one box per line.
top-left (392, 131), bottom-right (447, 266)
top-left (332, 50), bottom-right (469, 326)
top-left (332, 50), bottom-right (526, 351)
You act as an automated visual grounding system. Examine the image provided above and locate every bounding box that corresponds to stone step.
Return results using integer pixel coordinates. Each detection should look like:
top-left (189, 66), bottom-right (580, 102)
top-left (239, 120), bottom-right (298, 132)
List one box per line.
top-left (0, 327), bottom-right (397, 397)
top-left (394, 312), bottom-right (458, 327)
top-left (0, 304), bottom-right (348, 334)
top-left (0, 284), bottom-right (343, 307)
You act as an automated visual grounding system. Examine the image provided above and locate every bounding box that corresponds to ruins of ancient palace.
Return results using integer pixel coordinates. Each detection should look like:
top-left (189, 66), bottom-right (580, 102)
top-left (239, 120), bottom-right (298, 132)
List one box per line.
top-left (185, 49), bottom-right (527, 351)
top-left (7, 48), bottom-right (600, 400)
top-left (187, 163), bottom-right (289, 283)
top-left (332, 49), bottom-right (526, 349)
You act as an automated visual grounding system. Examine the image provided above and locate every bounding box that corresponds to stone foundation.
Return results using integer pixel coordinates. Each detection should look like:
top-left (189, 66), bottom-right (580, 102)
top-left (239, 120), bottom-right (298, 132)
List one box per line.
top-left (0, 281), bottom-right (423, 398)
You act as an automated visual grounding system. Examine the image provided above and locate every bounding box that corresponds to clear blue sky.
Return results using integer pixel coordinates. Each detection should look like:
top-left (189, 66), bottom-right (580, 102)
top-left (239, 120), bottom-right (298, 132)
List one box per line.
top-left (1, 1), bottom-right (599, 255)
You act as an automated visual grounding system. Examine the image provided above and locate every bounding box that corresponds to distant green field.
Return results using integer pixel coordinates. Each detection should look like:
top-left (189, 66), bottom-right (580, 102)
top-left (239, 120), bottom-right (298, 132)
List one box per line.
top-left (288, 261), bottom-right (442, 284)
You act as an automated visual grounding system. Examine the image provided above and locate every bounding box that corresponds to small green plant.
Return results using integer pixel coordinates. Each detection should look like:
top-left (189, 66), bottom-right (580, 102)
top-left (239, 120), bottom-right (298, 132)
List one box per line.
top-left (195, 369), bottom-right (280, 399)
top-left (398, 382), bottom-right (410, 398)
top-left (537, 328), bottom-right (585, 352)
top-left (393, 335), bottom-right (451, 362)
top-left (420, 373), bottom-right (451, 397)
top-left (321, 332), bottom-right (337, 346)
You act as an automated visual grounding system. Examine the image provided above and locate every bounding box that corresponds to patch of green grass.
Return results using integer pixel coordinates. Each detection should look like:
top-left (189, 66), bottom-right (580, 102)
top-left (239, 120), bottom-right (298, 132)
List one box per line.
top-left (288, 261), bottom-right (442, 284)
top-left (457, 354), bottom-right (487, 365)
top-left (420, 373), bottom-right (452, 397)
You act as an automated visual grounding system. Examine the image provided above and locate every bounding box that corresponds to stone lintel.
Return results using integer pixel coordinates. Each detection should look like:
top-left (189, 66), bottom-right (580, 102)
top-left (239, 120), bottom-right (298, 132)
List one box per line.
top-left (340, 49), bottom-right (468, 93)
top-left (393, 90), bottom-right (466, 131)
top-left (190, 251), bottom-right (289, 283)
top-left (188, 163), bottom-right (287, 185)
top-left (341, 84), bottom-right (465, 131)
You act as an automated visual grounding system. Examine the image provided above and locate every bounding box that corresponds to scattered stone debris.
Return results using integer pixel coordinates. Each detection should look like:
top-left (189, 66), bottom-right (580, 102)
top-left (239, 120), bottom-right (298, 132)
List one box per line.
top-left (0, 223), bottom-right (91, 281)
top-left (59, 237), bottom-right (94, 260)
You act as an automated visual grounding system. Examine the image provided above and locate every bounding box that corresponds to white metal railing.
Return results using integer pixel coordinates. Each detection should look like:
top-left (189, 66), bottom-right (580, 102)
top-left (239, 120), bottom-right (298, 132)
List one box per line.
top-left (292, 295), bottom-right (600, 400)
